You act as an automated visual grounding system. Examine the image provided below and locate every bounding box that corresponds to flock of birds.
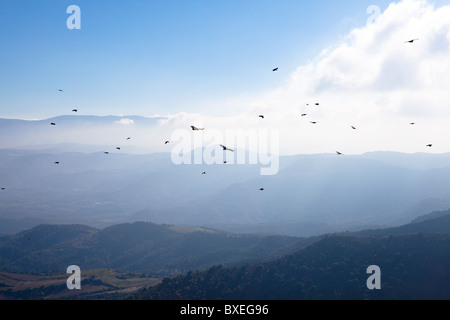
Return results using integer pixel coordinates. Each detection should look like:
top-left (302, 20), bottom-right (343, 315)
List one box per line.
top-left (1, 38), bottom-right (425, 193)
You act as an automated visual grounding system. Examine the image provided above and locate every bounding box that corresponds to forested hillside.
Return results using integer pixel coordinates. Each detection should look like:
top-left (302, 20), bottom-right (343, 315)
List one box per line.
top-left (133, 233), bottom-right (450, 300)
top-left (0, 222), bottom-right (311, 276)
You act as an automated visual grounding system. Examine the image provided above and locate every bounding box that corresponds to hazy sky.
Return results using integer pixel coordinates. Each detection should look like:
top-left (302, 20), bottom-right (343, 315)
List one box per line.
top-left (0, 0), bottom-right (396, 119)
top-left (1, 0), bottom-right (450, 155)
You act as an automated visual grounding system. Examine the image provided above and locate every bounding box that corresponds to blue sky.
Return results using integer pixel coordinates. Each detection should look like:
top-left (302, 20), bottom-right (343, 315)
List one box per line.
top-left (0, 0), bottom-right (399, 120)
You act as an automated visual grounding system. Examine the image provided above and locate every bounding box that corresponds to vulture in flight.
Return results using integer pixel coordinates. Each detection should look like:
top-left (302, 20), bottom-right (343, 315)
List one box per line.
top-left (351, 126), bottom-right (357, 130)
top-left (72, 109), bottom-right (78, 112)
top-left (259, 188), bottom-right (265, 191)
top-left (273, 68), bottom-right (278, 72)
top-left (202, 172), bottom-right (207, 175)
top-left (405, 38), bottom-right (419, 43)
top-left (220, 144), bottom-right (234, 152)
top-left (259, 115), bottom-right (264, 119)
top-left (50, 123), bottom-right (56, 126)
top-left (426, 144), bottom-right (433, 148)
top-left (301, 114), bottom-right (307, 117)
top-left (116, 147), bottom-right (121, 150)
top-left (165, 141), bottom-right (170, 145)
top-left (191, 126), bottom-right (204, 131)
top-left (54, 162), bottom-right (60, 165)
top-left (336, 151), bottom-right (343, 155)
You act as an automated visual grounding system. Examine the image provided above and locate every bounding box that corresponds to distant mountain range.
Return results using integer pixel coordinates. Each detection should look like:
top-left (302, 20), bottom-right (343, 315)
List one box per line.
top-left (0, 115), bottom-right (165, 153)
top-left (3, 116), bottom-right (450, 237)
top-left (2, 148), bottom-right (450, 236)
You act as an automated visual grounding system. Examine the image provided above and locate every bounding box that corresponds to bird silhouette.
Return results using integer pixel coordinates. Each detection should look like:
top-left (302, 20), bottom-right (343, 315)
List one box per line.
top-left (336, 151), bottom-right (343, 155)
top-left (315, 103), bottom-right (320, 106)
top-left (104, 152), bottom-right (109, 154)
top-left (259, 188), bottom-right (265, 191)
top-left (72, 109), bottom-right (78, 112)
top-left (116, 147), bottom-right (121, 150)
top-left (220, 144), bottom-right (234, 152)
top-left (426, 144), bottom-right (433, 147)
top-left (351, 126), bottom-right (357, 130)
top-left (191, 126), bottom-right (204, 131)
top-left (1, 188), bottom-right (6, 191)
top-left (58, 89), bottom-right (64, 92)
top-left (405, 38), bottom-right (419, 43)
top-left (301, 114), bottom-right (307, 117)
top-left (259, 115), bottom-right (264, 119)
top-left (127, 137), bottom-right (131, 140)
top-left (310, 121), bottom-right (318, 124)
top-left (54, 162), bottom-right (60, 165)
top-left (410, 122), bottom-right (416, 125)
top-left (50, 123), bottom-right (56, 126)
top-left (165, 141), bottom-right (170, 144)
top-left (273, 68), bottom-right (278, 72)
top-left (202, 172), bottom-right (207, 175)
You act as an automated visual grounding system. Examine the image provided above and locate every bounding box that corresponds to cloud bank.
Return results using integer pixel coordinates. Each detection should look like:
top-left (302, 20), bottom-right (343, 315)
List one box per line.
top-left (157, 0), bottom-right (450, 156)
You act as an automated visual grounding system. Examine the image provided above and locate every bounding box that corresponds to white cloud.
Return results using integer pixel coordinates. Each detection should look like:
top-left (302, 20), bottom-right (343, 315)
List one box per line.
top-left (114, 118), bottom-right (135, 126)
top-left (162, 0), bottom-right (450, 156)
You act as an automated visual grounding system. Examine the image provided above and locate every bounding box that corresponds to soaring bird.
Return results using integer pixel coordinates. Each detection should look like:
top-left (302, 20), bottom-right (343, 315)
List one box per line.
top-left (58, 89), bottom-right (64, 92)
top-left (259, 188), bottom-right (264, 191)
top-left (202, 172), bottom-right (207, 175)
top-left (220, 144), bottom-right (234, 152)
top-left (301, 114), bottom-right (307, 117)
top-left (315, 103), bottom-right (320, 106)
top-left (351, 126), bottom-right (357, 130)
top-left (127, 137), bottom-right (131, 140)
top-left (273, 68), bottom-right (278, 72)
top-left (426, 144), bottom-right (433, 147)
top-left (165, 141), bottom-right (170, 145)
top-left (336, 151), bottom-right (343, 155)
top-left (1, 188), bottom-right (6, 191)
top-left (116, 147), bottom-right (121, 150)
top-left (405, 38), bottom-right (419, 43)
top-left (310, 121), bottom-right (318, 124)
top-left (72, 109), bottom-right (78, 112)
top-left (104, 152), bottom-right (109, 154)
top-left (191, 126), bottom-right (204, 131)
top-left (259, 115), bottom-right (264, 119)
top-left (410, 122), bottom-right (416, 125)
top-left (50, 123), bottom-right (56, 126)
top-left (54, 162), bottom-right (60, 165)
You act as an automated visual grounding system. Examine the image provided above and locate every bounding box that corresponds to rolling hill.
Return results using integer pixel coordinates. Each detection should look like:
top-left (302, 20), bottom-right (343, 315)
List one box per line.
top-left (132, 233), bottom-right (450, 300)
top-left (0, 221), bottom-right (311, 276)
top-left (1, 211), bottom-right (449, 300)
